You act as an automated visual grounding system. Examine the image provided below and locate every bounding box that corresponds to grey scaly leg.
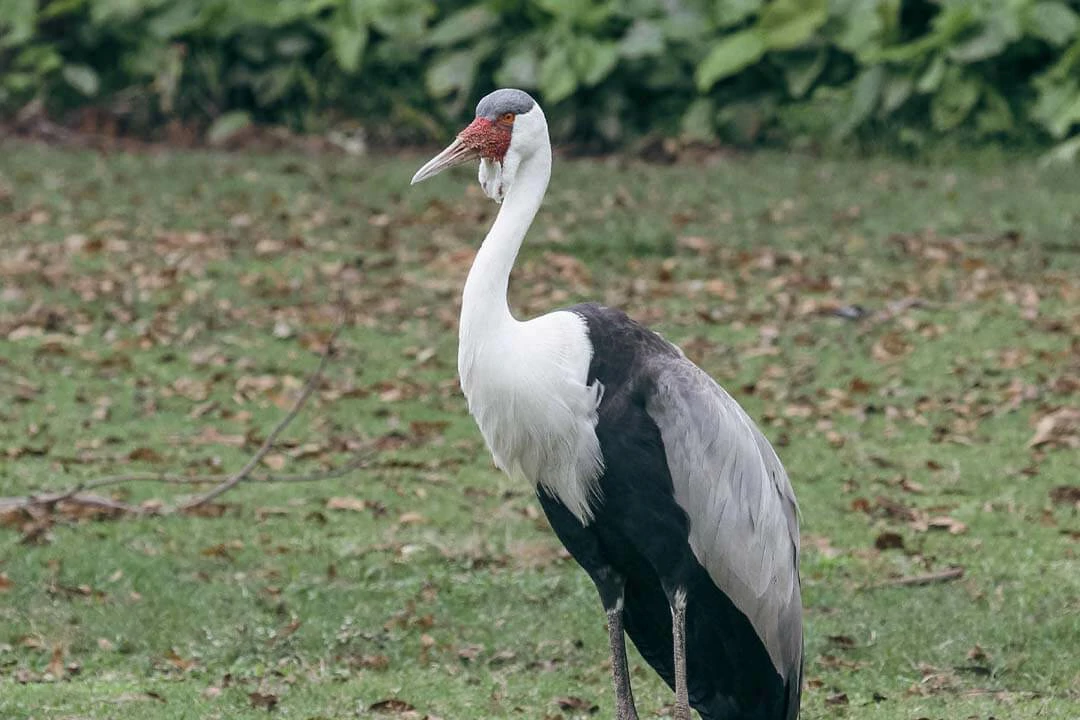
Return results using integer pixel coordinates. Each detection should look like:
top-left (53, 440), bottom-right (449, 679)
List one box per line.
top-left (671, 589), bottom-right (691, 720)
top-left (606, 598), bottom-right (639, 720)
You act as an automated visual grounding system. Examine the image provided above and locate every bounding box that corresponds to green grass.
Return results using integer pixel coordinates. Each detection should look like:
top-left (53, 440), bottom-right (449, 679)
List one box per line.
top-left (1, 141), bottom-right (1078, 720)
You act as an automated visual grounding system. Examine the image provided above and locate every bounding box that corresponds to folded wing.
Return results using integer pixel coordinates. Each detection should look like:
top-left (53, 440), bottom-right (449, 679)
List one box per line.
top-left (645, 357), bottom-right (802, 683)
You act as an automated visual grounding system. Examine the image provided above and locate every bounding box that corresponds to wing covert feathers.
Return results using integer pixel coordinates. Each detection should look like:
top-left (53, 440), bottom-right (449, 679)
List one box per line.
top-left (645, 358), bottom-right (802, 681)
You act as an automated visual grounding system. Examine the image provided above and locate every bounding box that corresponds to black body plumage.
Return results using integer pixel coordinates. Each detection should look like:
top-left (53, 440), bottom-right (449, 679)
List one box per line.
top-left (537, 303), bottom-right (800, 720)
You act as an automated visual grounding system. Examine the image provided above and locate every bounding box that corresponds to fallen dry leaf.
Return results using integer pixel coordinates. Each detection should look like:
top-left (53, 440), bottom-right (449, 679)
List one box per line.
top-left (553, 696), bottom-right (598, 713)
top-left (456, 643), bottom-right (484, 662)
top-left (248, 691), bottom-right (279, 710)
top-left (848, 377), bottom-right (874, 394)
top-left (200, 543), bottom-right (234, 560)
top-left (191, 426), bottom-right (246, 447)
top-left (46, 645), bottom-right (65, 679)
top-left (898, 478), bottom-right (924, 494)
top-left (261, 453), bottom-right (288, 471)
top-left (910, 662), bottom-right (964, 695)
top-left (354, 653), bottom-right (390, 670)
top-left (871, 331), bottom-right (912, 362)
top-left (181, 502), bottom-right (229, 518)
top-left (128, 447), bottom-right (164, 463)
top-left (1028, 407), bottom-right (1080, 448)
top-left (276, 618), bottom-right (302, 640)
top-left (165, 649), bottom-right (196, 671)
top-left (677, 235), bottom-right (711, 254)
top-left (873, 496), bottom-right (918, 521)
top-left (850, 497), bottom-right (872, 514)
top-left (816, 653), bottom-right (866, 670)
top-left (369, 698), bottom-right (416, 714)
top-left (410, 420), bottom-right (449, 441)
top-left (255, 506), bottom-right (290, 520)
top-left (826, 635), bottom-right (857, 649)
top-left (924, 516), bottom-right (968, 535)
top-left (19, 634), bottom-right (46, 650)
top-left (326, 496), bottom-right (368, 512)
top-left (489, 649), bottom-right (517, 666)
top-left (1049, 485), bottom-right (1080, 508)
top-left (544, 252), bottom-right (591, 284)
top-left (287, 442), bottom-right (326, 459)
top-left (874, 532), bottom-right (905, 551)
top-left (824, 692), bottom-right (849, 706)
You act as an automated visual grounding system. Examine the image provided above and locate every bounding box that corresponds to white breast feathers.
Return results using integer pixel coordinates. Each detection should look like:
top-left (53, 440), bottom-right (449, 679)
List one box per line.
top-left (458, 310), bottom-right (604, 524)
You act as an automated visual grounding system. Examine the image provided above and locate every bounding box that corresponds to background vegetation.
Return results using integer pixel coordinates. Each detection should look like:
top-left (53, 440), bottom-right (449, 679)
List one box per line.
top-left (3, 0), bottom-right (1080, 154)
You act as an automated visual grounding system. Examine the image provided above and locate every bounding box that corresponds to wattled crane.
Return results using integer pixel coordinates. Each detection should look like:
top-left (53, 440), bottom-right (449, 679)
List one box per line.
top-left (411, 88), bottom-right (802, 720)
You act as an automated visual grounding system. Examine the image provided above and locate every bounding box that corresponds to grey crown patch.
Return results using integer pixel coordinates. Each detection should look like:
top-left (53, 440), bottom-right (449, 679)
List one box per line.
top-left (475, 88), bottom-right (536, 120)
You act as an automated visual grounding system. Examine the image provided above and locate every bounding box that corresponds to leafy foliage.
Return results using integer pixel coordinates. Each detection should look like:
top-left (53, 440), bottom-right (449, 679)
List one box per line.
top-left (2, 0), bottom-right (1080, 150)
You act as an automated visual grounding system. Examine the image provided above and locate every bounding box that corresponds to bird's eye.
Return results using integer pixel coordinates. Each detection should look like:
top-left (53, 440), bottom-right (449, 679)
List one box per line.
top-left (500, 112), bottom-right (515, 124)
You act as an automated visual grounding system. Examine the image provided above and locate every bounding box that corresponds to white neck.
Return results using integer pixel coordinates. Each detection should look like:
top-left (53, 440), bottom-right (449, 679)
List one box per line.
top-left (459, 145), bottom-right (552, 343)
top-left (452, 133), bottom-right (605, 525)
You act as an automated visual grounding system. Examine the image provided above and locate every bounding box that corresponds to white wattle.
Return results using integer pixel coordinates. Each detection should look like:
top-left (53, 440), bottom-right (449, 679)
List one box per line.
top-left (457, 108), bottom-right (604, 524)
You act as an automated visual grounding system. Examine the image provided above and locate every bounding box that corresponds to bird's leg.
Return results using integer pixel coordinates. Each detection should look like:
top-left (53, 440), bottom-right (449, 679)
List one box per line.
top-left (532, 492), bottom-right (639, 719)
top-left (606, 596), bottom-right (639, 720)
top-left (670, 588), bottom-right (691, 720)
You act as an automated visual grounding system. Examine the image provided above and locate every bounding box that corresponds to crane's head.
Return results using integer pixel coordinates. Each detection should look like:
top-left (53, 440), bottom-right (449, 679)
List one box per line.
top-left (411, 88), bottom-right (547, 203)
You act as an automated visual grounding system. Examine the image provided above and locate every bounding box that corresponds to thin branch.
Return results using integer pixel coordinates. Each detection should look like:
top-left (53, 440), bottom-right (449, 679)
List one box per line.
top-left (1, 491), bottom-right (73, 512)
top-left (79, 472), bottom-right (235, 491)
top-left (0, 316), bottom-right (367, 524)
top-left (0, 451), bottom-right (373, 517)
top-left (57, 494), bottom-right (140, 514)
top-left (0, 485), bottom-right (84, 514)
top-left (72, 449), bottom-right (374, 493)
top-left (0, 491), bottom-right (140, 515)
top-left (873, 566), bottom-right (965, 588)
top-left (179, 322), bottom-right (344, 511)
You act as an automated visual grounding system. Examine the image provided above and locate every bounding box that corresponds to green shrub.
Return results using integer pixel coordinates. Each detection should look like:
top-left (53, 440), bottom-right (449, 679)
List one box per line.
top-left (1, 0), bottom-right (1079, 153)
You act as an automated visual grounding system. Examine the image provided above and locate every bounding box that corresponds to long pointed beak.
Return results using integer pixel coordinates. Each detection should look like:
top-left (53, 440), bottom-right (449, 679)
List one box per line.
top-left (411, 138), bottom-right (480, 185)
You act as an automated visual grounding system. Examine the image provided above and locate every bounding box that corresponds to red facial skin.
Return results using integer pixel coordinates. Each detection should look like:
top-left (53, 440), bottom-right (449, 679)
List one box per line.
top-left (458, 117), bottom-right (512, 162)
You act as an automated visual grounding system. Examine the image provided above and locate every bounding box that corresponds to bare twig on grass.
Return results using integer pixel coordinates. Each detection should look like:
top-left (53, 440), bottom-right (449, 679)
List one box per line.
top-left (873, 567), bottom-right (965, 588)
top-left (0, 491), bottom-right (137, 515)
top-left (0, 451), bottom-right (374, 518)
top-left (56, 494), bottom-right (139, 514)
top-left (1, 317), bottom-right (371, 525)
top-left (179, 322), bottom-right (344, 512)
top-left (69, 450), bottom-right (375, 494)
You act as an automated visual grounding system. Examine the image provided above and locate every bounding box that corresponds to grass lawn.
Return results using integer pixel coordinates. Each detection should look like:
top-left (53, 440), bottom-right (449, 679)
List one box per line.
top-left (0, 140), bottom-right (1078, 720)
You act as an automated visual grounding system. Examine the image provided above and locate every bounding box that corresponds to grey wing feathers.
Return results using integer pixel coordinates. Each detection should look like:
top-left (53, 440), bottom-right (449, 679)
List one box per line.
top-left (645, 357), bottom-right (802, 681)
